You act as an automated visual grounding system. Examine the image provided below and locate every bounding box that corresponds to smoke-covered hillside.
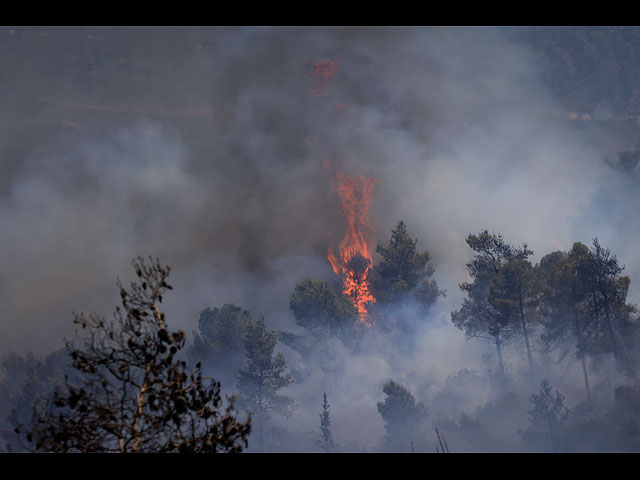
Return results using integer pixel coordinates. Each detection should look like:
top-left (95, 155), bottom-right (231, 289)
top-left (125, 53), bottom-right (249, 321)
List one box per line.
top-left (2, 26), bottom-right (640, 453)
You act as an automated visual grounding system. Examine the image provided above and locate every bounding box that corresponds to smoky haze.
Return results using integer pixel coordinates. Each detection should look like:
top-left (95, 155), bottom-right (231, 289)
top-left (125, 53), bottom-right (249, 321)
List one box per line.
top-left (1, 26), bottom-right (639, 452)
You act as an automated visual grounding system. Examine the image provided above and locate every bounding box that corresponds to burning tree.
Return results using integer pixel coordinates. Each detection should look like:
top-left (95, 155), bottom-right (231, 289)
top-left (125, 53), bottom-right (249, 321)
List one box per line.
top-left (307, 57), bottom-right (379, 327)
top-left (289, 278), bottom-right (358, 340)
top-left (307, 58), bottom-right (339, 95)
top-left (327, 167), bottom-right (379, 326)
top-left (17, 257), bottom-right (251, 453)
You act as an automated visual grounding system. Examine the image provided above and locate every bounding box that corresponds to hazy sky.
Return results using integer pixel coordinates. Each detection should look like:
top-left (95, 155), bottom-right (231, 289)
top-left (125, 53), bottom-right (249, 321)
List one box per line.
top-left (3, 26), bottom-right (640, 452)
top-left (0, 25), bottom-right (636, 363)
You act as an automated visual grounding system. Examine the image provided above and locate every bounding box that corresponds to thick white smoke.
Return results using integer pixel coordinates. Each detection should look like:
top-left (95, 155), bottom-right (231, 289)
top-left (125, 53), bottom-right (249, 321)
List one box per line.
top-left (1, 27), bottom-right (637, 451)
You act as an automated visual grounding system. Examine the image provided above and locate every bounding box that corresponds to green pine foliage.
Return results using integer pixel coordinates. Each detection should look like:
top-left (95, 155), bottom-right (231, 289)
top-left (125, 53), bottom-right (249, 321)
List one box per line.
top-left (451, 230), bottom-right (518, 381)
top-left (525, 378), bottom-right (570, 452)
top-left (371, 221), bottom-right (444, 309)
top-left (289, 278), bottom-right (357, 340)
top-left (316, 392), bottom-right (335, 453)
top-left (540, 240), bottom-right (639, 378)
top-left (236, 316), bottom-right (295, 452)
top-left (515, 27), bottom-right (640, 117)
top-left (187, 303), bottom-right (253, 386)
top-left (369, 221), bottom-right (445, 332)
top-left (377, 380), bottom-right (429, 452)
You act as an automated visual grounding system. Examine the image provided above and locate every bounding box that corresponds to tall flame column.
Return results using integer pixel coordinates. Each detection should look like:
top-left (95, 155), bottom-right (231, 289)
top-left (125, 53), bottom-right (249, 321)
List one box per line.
top-left (327, 169), bottom-right (378, 326)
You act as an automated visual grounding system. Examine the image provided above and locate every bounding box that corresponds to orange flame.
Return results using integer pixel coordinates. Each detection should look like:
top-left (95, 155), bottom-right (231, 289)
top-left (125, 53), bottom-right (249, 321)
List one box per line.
top-left (307, 58), bottom-right (339, 95)
top-left (326, 164), bottom-right (378, 326)
top-left (307, 58), bottom-right (377, 325)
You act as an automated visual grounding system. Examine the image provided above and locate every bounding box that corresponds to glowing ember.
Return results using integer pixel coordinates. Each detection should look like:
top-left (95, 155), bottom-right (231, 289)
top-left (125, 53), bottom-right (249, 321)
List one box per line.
top-left (307, 58), bottom-right (339, 95)
top-left (326, 164), bottom-right (378, 326)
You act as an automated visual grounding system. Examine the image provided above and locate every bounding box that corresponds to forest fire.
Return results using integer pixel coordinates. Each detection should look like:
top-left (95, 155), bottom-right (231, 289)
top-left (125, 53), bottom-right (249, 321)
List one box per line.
top-left (307, 58), bottom-right (339, 95)
top-left (307, 57), bottom-right (378, 325)
top-left (326, 165), bottom-right (378, 326)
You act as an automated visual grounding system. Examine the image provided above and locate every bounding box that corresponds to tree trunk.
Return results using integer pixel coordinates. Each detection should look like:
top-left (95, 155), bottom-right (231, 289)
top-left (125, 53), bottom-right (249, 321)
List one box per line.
top-left (601, 290), bottom-right (620, 360)
top-left (131, 360), bottom-right (154, 452)
top-left (574, 312), bottom-right (591, 404)
top-left (594, 276), bottom-right (620, 360)
top-left (495, 334), bottom-right (506, 383)
top-left (518, 288), bottom-right (534, 376)
top-left (581, 354), bottom-right (592, 404)
top-left (257, 369), bottom-right (265, 452)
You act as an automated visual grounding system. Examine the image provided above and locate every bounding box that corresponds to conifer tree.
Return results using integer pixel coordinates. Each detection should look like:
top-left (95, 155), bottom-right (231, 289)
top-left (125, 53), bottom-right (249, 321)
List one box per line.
top-left (451, 230), bottom-right (514, 382)
top-left (289, 279), bottom-right (357, 340)
top-left (489, 244), bottom-right (540, 376)
top-left (539, 246), bottom-right (593, 402)
top-left (187, 303), bottom-right (253, 387)
top-left (316, 392), bottom-right (335, 453)
top-left (583, 239), bottom-right (637, 368)
top-left (540, 239), bottom-right (638, 395)
top-left (377, 380), bottom-right (429, 452)
top-left (236, 316), bottom-right (295, 452)
top-left (527, 378), bottom-right (569, 452)
top-left (371, 221), bottom-right (443, 308)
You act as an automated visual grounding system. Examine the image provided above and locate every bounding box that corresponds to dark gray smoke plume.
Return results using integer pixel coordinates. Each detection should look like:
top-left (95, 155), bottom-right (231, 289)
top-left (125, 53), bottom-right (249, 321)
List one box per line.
top-left (1, 26), bottom-right (639, 452)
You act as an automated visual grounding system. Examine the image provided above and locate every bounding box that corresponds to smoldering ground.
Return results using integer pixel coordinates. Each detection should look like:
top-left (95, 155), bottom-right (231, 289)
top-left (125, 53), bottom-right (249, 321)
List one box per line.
top-left (1, 27), bottom-right (639, 452)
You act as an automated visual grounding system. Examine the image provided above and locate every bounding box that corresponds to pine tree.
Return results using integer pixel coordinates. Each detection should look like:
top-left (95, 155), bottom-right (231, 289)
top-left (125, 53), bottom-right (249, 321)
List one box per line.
top-left (187, 304), bottom-right (253, 387)
top-left (451, 230), bottom-right (515, 382)
top-left (539, 246), bottom-right (593, 402)
top-left (583, 239), bottom-right (637, 369)
top-left (489, 244), bottom-right (540, 377)
top-left (540, 239), bottom-right (639, 398)
top-left (1, 349), bottom-right (69, 452)
top-left (289, 278), bottom-right (357, 340)
top-left (371, 221), bottom-right (444, 309)
top-left (377, 380), bottom-right (429, 452)
top-left (527, 378), bottom-right (569, 452)
top-left (316, 392), bottom-right (335, 453)
top-left (236, 316), bottom-right (295, 452)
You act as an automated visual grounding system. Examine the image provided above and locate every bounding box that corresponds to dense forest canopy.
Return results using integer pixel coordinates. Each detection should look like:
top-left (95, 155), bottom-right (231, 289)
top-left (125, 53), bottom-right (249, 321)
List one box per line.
top-left (3, 26), bottom-right (640, 452)
top-left (512, 27), bottom-right (640, 118)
